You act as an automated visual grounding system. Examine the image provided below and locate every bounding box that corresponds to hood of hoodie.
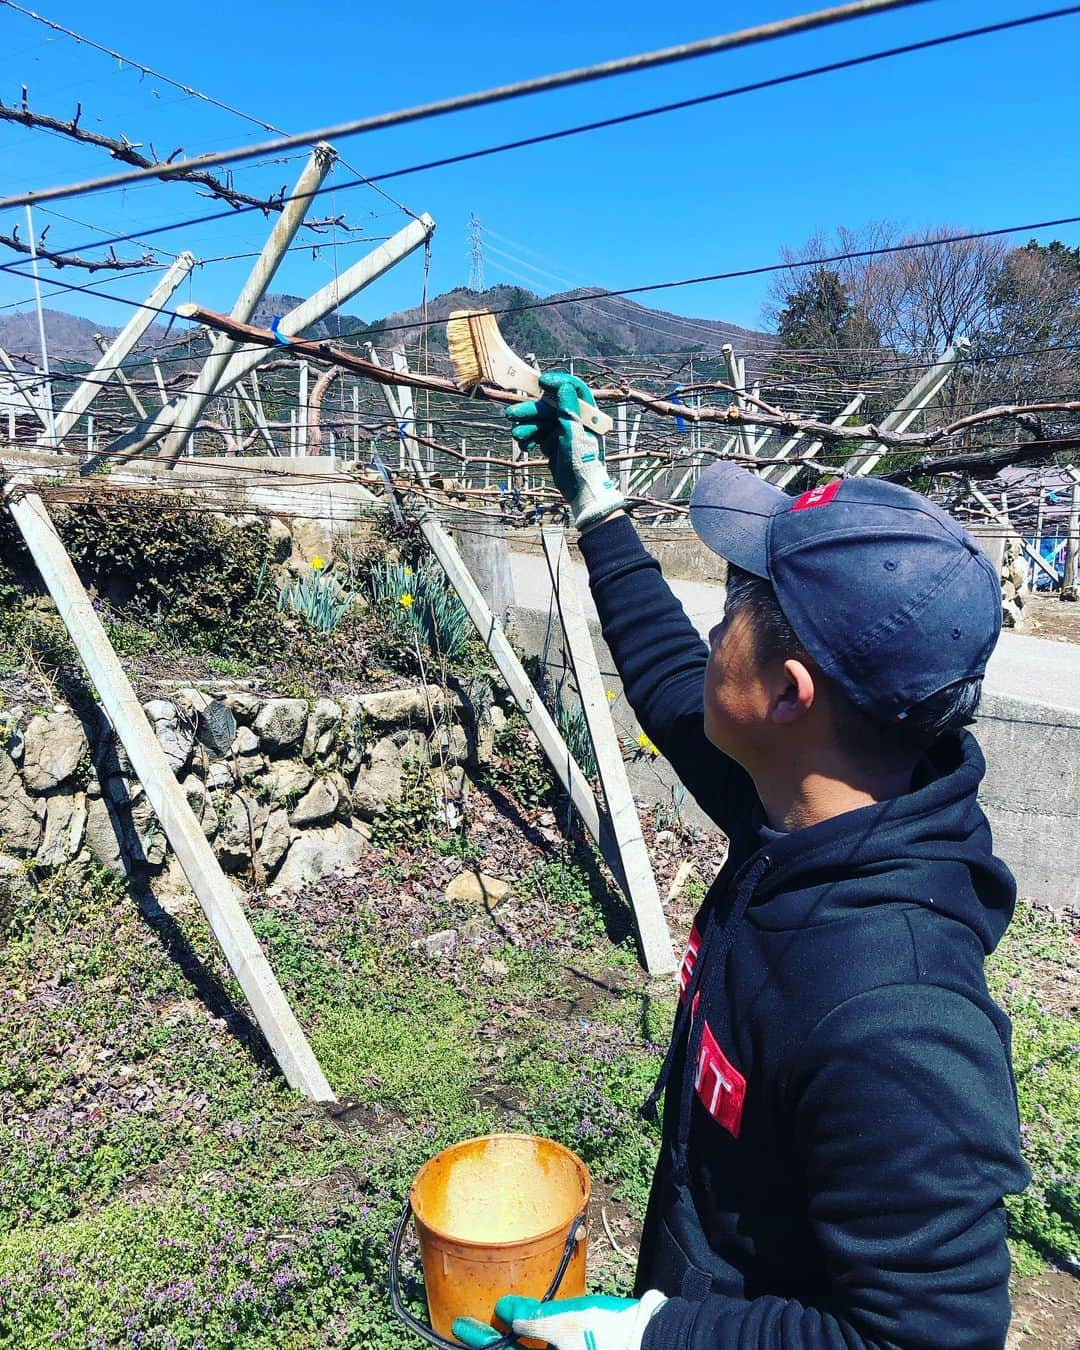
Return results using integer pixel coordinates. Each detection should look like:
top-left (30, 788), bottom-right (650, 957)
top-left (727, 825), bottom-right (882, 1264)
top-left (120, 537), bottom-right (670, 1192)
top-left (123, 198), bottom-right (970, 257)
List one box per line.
top-left (745, 729), bottom-right (1015, 955)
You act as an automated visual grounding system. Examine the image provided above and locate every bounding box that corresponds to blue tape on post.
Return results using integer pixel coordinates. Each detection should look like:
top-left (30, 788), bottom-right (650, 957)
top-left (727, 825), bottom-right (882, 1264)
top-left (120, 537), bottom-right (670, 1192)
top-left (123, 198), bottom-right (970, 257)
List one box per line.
top-left (270, 316), bottom-right (290, 346)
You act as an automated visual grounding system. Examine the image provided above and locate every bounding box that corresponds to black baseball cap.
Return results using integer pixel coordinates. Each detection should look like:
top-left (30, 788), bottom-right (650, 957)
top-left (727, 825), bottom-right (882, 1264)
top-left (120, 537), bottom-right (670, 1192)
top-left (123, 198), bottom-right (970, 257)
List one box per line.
top-left (689, 464), bottom-right (1001, 723)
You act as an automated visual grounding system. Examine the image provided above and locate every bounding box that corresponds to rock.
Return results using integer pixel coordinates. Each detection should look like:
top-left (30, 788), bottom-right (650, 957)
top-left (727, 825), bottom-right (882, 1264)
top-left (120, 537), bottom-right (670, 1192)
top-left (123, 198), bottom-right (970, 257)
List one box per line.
top-left (180, 775), bottom-right (219, 839)
top-left (0, 852), bottom-right (31, 910)
top-left (84, 796), bottom-right (124, 872)
top-left (350, 686), bottom-right (447, 728)
top-left (21, 711), bottom-right (87, 790)
top-left (429, 723), bottom-right (469, 765)
top-left (217, 794), bottom-right (268, 873)
top-left (489, 706), bottom-right (507, 735)
top-left (205, 761), bottom-right (234, 792)
top-left (143, 700), bottom-right (195, 775)
top-left (391, 728), bottom-right (431, 765)
top-left (261, 761), bottom-right (314, 804)
top-left (460, 915), bottom-right (489, 947)
top-left (0, 750), bottom-right (42, 854)
top-left (302, 698), bottom-right (341, 760)
top-left (480, 955), bottom-right (508, 978)
top-left (1, 705), bottom-right (24, 761)
top-left (154, 856), bottom-right (196, 915)
top-left (130, 798), bottom-right (167, 868)
top-left (350, 737), bottom-right (405, 818)
top-left (327, 771), bottom-right (352, 819)
top-left (666, 860), bottom-right (699, 902)
top-left (289, 776), bottom-right (339, 827)
top-left (270, 822), bottom-right (371, 892)
top-left (431, 765), bottom-right (469, 804)
top-left (36, 790), bottom-right (87, 867)
top-left (222, 691), bottom-right (262, 725)
top-left (415, 928), bottom-right (457, 959)
top-left (289, 519), bottom-right (335, 572)
top-left (231, 725), bottom-right (260, 756)
top-left (256, 808), bottom-right (291, 876)
top-left (445, 870), bottom-right (512, 907)
top-left (267, 517), bottom-right (293, 564)
top-left (254, 699), bottom-right (308, 755)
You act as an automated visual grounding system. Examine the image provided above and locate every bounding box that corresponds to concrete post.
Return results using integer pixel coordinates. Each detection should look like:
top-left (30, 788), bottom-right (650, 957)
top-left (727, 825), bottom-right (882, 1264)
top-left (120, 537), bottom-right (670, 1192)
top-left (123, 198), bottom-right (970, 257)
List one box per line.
top-left (48, 255), bottom-right (195, 445)
top-left (1062, 482), bottom-right (1079, 600)
top-left (841, 339), bottom-right (970, 477)
top-left (542, 528), bottom-right (675, 974)
top-left (158, 146), bottom-right (336, 461)
top-left (95, 214), bottom-right (435, 471)
top-left (93, 333), bottom-right (148, 421)
top-left (3, 481), bottom-right (335, 1102)
top-left (298, 362), bottom-right (309, 456)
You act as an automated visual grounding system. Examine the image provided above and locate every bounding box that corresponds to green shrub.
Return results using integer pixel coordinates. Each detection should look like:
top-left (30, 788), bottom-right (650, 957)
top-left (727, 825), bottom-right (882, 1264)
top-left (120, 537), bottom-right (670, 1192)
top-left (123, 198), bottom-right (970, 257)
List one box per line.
top-left (57, 498), bottom-right (281, 659)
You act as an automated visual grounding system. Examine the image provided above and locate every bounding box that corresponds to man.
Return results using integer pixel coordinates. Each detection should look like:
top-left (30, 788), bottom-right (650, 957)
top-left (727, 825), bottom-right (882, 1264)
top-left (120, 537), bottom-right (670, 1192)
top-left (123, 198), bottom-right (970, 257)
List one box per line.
top-left (454, 373), bottom-right (1028, 1350)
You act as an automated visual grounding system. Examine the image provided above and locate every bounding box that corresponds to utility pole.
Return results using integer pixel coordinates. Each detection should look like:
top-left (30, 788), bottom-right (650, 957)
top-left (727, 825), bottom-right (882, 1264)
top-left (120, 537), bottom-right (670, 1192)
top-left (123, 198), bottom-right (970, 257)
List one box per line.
top-left (24, 205), bottom-right (57, 449)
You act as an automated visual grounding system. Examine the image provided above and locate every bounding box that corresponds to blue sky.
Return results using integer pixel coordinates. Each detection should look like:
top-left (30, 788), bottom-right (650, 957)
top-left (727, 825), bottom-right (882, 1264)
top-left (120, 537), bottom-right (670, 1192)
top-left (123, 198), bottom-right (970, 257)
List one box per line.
top-left (0, 0), bottom-right (1077, 339)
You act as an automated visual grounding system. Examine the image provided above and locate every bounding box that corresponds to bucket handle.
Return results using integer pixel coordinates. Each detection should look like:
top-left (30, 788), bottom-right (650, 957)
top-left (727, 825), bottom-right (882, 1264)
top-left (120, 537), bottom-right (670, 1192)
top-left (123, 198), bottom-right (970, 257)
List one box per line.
top-left (388, 1197), bottom-right (587, 1350)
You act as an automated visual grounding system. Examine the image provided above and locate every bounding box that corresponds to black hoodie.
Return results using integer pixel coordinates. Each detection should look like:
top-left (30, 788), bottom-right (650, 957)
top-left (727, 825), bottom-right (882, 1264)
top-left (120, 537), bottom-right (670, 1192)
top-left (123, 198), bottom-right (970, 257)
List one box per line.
top-left (578, 517), bottom-right (1029, 1349)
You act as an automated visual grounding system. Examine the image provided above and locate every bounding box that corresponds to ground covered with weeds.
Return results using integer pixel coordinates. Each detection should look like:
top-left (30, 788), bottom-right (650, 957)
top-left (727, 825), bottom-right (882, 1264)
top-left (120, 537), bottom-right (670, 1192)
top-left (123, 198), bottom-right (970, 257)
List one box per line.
top-left (0, 748), bottom-right (1076, 1347)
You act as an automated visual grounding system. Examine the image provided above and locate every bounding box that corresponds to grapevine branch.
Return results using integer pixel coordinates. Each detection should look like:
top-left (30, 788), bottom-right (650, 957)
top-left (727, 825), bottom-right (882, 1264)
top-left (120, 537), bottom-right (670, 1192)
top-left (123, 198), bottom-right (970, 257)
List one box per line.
top-left (173, 304), bottom-right (1080, 480)
top-left (0, 93), bottom-right (362, 236)
top-left (0, 224), bottom-right (156, 272)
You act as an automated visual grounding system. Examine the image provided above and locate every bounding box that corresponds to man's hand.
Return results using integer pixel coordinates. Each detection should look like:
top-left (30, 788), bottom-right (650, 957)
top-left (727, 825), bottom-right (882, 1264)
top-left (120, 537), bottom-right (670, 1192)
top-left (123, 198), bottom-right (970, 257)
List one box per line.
top-left (506, 372), bottom-right (625, 531)
top-left (452, 1290), bottom-right (666, 1349)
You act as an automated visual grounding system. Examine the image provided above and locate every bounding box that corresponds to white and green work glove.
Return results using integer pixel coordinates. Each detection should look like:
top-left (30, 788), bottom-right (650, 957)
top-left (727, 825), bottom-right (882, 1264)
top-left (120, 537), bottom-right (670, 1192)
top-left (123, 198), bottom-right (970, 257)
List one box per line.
top-left (507, 372), bottom-right (625, 531)
top-left (452, 1290), bottom-right (667, 1350)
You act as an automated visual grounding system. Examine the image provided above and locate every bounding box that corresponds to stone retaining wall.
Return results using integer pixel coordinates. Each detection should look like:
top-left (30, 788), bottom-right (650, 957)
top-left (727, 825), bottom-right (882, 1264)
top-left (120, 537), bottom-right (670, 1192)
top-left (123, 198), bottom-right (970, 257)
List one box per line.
top-left (0, 682), bottom-right (507, 898)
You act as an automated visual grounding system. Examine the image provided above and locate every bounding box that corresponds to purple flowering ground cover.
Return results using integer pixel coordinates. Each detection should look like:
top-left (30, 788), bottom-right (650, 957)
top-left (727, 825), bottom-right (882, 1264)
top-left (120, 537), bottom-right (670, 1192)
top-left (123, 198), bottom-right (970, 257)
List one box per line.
top-left (0, 736), bottom-right (1075, 1346)
top-left (0, 740), bottom-right (728, 1348)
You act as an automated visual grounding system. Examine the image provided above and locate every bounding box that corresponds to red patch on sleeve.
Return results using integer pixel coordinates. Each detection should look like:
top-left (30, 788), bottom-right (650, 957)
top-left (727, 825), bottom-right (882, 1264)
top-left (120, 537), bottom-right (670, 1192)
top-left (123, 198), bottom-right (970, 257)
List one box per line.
top-left (791, 479), bottom-right (842, 511)
top-left (693, 1015), bottom-right (746, 1139)
top-left (679, 924), bottom-right (702, 1003)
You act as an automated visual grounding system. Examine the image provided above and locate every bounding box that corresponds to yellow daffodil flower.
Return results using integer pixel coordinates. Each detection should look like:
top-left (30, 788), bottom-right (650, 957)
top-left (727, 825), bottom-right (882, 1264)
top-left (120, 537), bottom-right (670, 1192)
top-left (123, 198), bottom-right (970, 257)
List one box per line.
top-left (399, 593), bottom-right (415, 609)
top-left (311, 555), bottom-right (326, 572)
top-left (637, 732), bottom-right (660, 757)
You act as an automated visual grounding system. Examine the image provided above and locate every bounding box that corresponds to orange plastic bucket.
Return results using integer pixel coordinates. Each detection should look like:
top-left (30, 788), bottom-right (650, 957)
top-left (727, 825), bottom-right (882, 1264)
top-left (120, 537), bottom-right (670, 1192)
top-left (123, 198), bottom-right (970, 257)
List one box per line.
top-left (390, 1134), bottom-right (590, 1346)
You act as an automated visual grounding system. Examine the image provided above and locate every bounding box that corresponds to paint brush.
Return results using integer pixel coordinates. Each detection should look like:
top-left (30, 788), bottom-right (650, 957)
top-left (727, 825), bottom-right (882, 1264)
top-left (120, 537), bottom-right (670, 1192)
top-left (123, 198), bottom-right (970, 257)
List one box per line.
top-left (446, 308), bottom-right (613, 436)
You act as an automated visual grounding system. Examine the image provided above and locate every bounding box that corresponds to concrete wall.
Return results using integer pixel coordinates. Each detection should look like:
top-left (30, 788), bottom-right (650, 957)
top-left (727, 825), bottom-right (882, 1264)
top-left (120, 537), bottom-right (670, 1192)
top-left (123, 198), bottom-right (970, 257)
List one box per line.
top-left (974, 692), bottom-right (1079, 905)
top-left (507, 605), bottom-right (1080, 907)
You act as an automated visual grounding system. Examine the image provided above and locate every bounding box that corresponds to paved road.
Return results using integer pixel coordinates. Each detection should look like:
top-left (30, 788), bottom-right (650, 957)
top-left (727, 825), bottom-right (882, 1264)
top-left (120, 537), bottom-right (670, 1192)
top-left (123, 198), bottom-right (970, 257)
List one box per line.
top-left (508, 550), bottom-right (1080, 713)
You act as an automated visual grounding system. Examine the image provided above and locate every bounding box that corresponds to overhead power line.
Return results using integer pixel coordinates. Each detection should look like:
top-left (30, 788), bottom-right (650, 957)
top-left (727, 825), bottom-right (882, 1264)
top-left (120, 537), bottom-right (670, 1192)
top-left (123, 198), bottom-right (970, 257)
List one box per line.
top-left (3, 4), bottom-right (1077, 271)
top-left (0, 0), bottom-right (284, 133)
top-left (0, 0), bottom-right (931, 209)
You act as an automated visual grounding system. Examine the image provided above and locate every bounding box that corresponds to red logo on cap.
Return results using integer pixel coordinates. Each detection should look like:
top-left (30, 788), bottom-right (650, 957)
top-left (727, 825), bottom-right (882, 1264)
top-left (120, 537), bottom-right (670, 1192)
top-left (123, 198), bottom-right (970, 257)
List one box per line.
top-left (792, 480), bottom-right (842, 511)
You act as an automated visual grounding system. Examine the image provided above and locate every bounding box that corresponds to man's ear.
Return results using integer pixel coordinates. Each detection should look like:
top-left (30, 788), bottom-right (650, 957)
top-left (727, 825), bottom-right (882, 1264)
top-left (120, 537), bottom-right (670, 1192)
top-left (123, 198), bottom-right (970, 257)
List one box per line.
top-left (770, 658), bottom-right (816, 725)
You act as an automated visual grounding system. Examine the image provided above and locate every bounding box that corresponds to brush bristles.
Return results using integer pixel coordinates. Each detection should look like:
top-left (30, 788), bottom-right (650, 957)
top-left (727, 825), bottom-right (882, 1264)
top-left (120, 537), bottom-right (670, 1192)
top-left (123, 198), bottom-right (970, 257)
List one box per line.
top-left (446, 309), bottom-right (492, 390)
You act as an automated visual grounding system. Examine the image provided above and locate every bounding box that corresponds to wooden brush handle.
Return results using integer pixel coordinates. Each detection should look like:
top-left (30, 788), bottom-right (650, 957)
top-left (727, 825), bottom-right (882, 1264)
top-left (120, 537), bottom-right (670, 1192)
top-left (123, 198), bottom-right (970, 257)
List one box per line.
top-left (540, 393), bottom-right (613, 438)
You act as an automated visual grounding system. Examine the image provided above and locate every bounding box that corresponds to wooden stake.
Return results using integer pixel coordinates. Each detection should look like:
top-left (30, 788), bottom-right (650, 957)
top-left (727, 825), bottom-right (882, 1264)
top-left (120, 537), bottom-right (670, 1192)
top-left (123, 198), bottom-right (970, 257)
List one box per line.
top-left (542, 528), bottom-right (675, 974)
top-left (2, 481), bottom-right (335, 1102)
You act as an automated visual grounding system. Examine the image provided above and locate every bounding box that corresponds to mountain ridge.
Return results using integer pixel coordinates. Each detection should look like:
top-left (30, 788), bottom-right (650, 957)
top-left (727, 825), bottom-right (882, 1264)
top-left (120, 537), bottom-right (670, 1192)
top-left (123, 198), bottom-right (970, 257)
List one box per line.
top-left (0, 285), bottom-right (775, 366)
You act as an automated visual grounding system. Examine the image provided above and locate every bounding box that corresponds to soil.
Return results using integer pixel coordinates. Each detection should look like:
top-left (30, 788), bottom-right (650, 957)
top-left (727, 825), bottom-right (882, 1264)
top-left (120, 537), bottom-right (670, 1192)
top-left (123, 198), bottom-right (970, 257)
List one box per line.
top-left (1008, 1269), bottom-right (1080, 1348)
top-left (1017, 592), bottom-right (1080, 645)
